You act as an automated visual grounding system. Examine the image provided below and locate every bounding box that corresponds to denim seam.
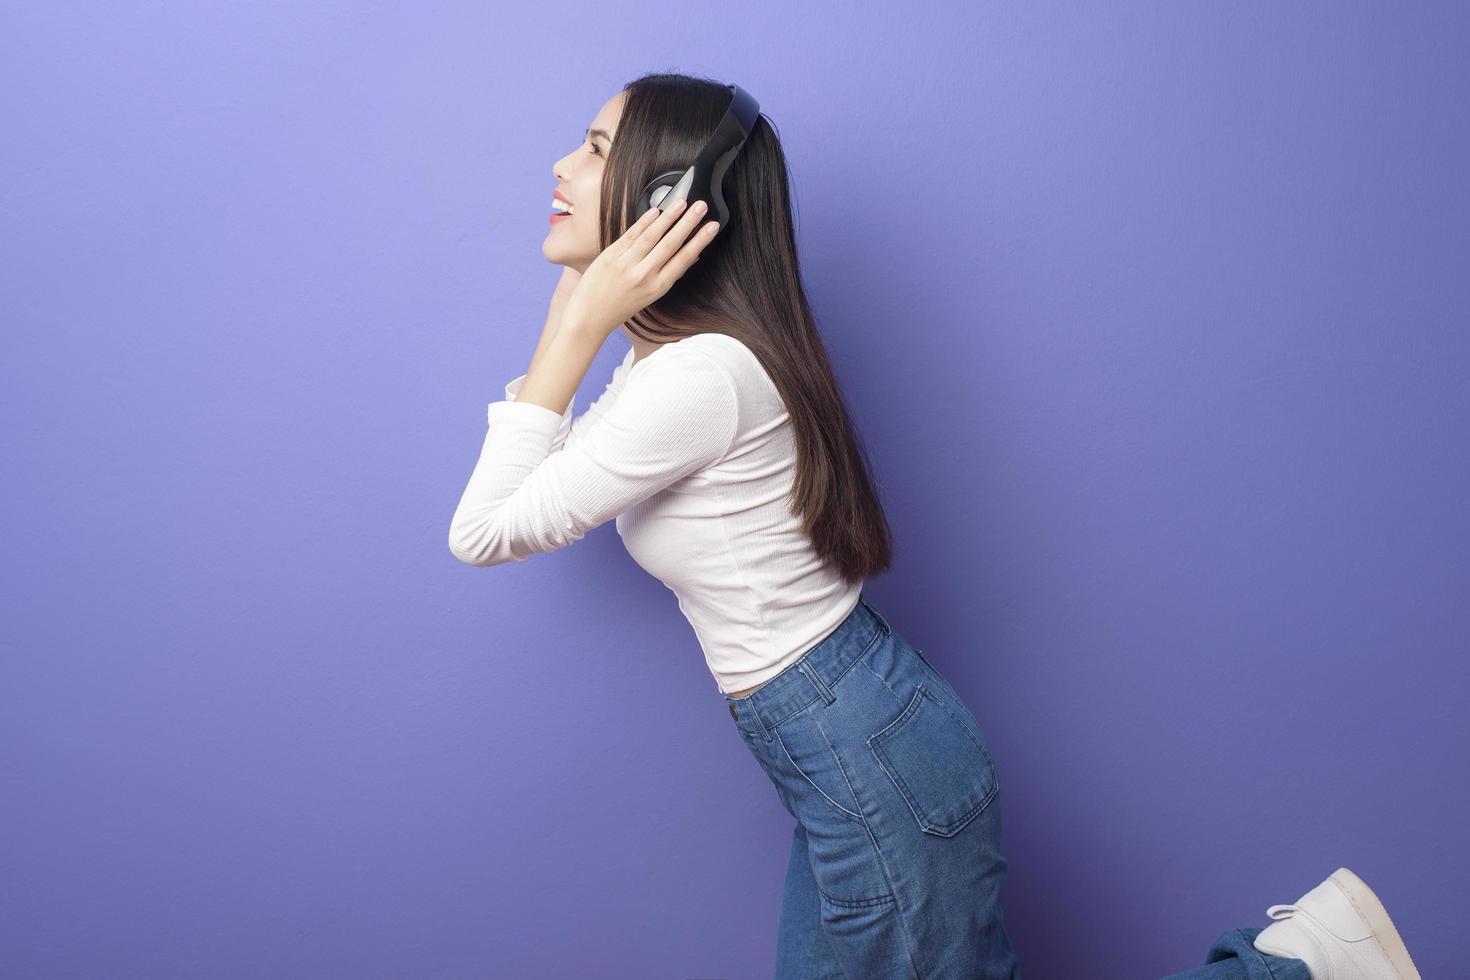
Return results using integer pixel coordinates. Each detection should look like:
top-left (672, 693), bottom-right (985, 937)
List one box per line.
top-left (750, 699), bottom-right (774, 742)
top-left (815, 713), bottom-right (870, 831)
top-left (859, 653), bottom-right (907, 712)
top-left (842, 652), bottom-right (929, 974)
top-left (868, 685), bottom-right (999, 837)
top-left (764, 627), bottom-right (885, 733)
top-left (815, 886), bottom-right (896, 911)
top-left (797, 622), bottom-right (920, 974)
top-left (798, 661), bottom-right (836, 705)
top-left (852, 780), bottom-right (924, 976)
top-left (774, 724), bottom-right (866, 827)
top-left (858, 594), bottom-right (893, 635)
top-left (867, 684), bottom-right (940, 832)
top-left (916, 685), bottom-right (1001, 821)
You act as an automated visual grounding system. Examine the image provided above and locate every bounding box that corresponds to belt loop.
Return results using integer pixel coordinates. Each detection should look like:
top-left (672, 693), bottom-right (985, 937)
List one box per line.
top-left (797, 661), bottom-right (836, 706)
top-left (747, 699), bottom-right (774, 742)
top-left (859, 593), bottom-right (892, 635)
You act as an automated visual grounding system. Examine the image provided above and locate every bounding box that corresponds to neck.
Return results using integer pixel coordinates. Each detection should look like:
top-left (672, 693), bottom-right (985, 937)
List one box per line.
top-left (622, 327), bottom-right (672, 365)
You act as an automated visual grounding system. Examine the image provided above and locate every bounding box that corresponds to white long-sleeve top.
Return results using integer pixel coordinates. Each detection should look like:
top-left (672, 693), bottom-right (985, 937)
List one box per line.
top-left (449, 331), bottom-right (862, 694)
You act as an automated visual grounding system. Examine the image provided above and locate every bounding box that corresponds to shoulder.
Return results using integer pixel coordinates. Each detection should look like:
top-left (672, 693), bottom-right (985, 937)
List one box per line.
top-left (622, 332), bottom-right (784, 423)
top-left (640, 332), bottom-right (769, 393)
top-left (620, 337), bottom-right (741, 416)
top-left (610, 339), bottom-right (741, 458)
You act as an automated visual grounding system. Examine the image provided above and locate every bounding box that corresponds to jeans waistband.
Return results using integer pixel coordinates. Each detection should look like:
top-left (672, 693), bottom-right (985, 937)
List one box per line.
top-left (725, 591), bottom-right (892, 741)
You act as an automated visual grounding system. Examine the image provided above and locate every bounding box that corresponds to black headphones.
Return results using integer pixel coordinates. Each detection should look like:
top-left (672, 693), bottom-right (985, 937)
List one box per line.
top-left (635, 83), bottom-right (760, 231)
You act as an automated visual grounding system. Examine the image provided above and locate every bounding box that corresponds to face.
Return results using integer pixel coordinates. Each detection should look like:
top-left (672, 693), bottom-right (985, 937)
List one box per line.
top-left (543, 90), bottom-right (626, 271)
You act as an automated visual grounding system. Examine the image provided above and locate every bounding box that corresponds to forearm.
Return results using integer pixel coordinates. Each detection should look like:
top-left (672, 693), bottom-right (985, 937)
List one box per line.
top-left (514, 318), bottom-right (605, 417)
top-left (525, 287), bottom-right (576, 381)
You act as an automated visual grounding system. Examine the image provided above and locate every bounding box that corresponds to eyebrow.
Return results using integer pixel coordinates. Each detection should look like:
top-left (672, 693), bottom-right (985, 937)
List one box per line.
top-left (585, 127), bottom-right (613, 145)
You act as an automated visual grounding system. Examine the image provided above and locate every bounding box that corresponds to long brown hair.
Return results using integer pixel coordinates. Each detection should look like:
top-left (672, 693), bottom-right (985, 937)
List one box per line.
top-left (600, 71), bottom-right (892, 583)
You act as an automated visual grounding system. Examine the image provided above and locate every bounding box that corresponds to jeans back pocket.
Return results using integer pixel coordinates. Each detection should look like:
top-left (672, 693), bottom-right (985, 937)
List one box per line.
top-left (866, 682), bottom-right (999, 837)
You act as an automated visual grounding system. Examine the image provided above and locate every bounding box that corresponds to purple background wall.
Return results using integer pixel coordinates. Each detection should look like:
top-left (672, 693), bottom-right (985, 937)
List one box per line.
top-left (3, 3), bottom-right (1466, 977)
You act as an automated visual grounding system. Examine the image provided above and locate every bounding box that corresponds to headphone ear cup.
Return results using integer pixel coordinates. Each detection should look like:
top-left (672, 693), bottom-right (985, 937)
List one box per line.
top-left (639, 171), bottom-right (688, 215)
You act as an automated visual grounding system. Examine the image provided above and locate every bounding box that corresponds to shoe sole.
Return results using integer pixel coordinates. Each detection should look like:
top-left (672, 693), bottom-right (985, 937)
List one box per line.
top-left (1329, 867), bottom-right (1422, 980)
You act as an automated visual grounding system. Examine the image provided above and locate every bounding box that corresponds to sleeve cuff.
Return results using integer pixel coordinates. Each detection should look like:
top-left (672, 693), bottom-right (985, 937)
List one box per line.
top-left (486, 397), bottom-right (569, 432)
top-left (495, 374), bottom-right (574, 445)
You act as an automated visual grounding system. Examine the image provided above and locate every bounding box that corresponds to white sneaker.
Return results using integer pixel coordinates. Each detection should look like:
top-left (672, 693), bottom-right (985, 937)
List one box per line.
top-left (1251, 867), bottom-right (1422, 980)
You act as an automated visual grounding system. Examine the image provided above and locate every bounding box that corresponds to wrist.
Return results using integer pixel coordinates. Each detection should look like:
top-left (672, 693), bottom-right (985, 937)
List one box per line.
top-left (557, 305), bottom-right (612, 345)
top-left (547, 315), bottom-right (607, 357)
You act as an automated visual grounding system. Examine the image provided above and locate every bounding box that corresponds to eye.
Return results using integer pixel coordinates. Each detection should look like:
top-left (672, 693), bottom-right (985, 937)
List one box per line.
top-left (587, 141), bottom-right (603, 157)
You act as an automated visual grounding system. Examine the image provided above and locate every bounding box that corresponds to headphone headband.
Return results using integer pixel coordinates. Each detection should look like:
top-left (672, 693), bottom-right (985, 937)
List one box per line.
top-left (636, 83), bottom-right (761, 231)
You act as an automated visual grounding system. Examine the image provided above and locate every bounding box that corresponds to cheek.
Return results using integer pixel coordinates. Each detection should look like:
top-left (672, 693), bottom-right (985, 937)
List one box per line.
top-left (578, 188), bottom-right (600, 219)
top-left (576, 198), bottom-right (599, 235)
top-left (574, 172), bottom-right (600, 211)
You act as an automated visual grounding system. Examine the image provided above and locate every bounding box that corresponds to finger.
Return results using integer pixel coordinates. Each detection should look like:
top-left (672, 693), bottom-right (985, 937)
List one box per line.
top-left (654, 217), bottom-right (721, 288)
top-left (639, 200), bottom-right (711, 273)
top-left (614, 203), bottom-right (667, 252)
top-left (625, 197), bottom-right (692, 261)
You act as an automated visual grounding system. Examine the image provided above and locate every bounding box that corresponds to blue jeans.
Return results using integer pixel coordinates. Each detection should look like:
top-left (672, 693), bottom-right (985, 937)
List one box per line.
top-left (726, 593), bottom-right (1313, 980)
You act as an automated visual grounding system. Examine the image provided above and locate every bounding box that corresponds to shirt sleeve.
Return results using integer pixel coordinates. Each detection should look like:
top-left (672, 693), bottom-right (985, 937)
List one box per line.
top-left (502, 373), bottom-right (574, 450)
top-left (447, 347), bottom-right (740, 567)
top-left (503, 353), bottom-right (633, 454)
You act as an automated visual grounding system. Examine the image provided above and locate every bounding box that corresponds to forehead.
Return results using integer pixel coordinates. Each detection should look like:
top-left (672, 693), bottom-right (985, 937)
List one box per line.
top-left (587, 90), bottom-right (627, 139)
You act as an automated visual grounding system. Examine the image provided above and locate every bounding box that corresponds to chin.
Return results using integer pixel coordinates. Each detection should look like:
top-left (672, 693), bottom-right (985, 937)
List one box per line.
top-left (540, 239), bottom-right (590, 267)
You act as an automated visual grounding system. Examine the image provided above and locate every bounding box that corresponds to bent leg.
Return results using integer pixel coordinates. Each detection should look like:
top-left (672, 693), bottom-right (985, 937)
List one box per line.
top-left (1159, 927), bottom-right (1314, 980)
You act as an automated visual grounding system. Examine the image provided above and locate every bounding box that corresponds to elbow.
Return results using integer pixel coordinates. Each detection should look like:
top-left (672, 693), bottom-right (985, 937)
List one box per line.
top-left (449, 505), bottom-right (579, 566)
top-left (447, 517), bottom-right (521, 567)
top-left (448, 539), bottom-right (486, 567)
top-left (447, 520), bottom-right (490, 566)
top-left (447, 533), bottom-right (481, 566)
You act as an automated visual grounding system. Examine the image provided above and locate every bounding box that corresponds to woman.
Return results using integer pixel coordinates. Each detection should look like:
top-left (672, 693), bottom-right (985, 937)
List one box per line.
top-left (448, 72), bottom-right (1423, 980)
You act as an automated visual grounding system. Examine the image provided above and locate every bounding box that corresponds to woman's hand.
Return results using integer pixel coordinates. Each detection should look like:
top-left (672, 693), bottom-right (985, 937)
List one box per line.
top-left (559, 199), bottom-right (721, 340)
